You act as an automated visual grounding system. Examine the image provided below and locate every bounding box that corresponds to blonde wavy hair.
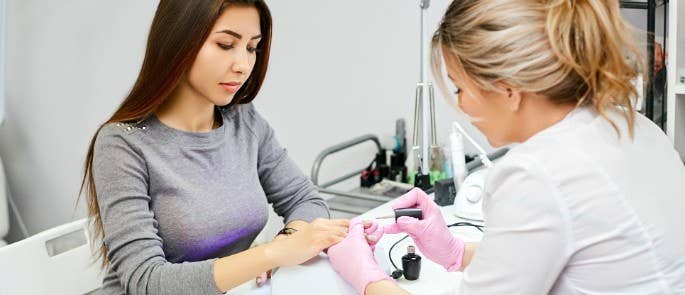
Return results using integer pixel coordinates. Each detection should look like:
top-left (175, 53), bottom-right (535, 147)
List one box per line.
top-left (431, 0), bottom-right (645, 137)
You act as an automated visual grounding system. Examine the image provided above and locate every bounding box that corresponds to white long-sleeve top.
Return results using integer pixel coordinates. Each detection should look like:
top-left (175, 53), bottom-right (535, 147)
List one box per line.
top-left (460, 106), bottom-right (685, 294)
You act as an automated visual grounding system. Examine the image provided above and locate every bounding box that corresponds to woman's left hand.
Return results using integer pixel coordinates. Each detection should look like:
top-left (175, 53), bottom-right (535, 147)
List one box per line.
top-left (328, 218), bottom-right (394, 295)
top-left (266, 218), bottom-right (349, 268)
top-left (257, 219), bottom-right (348, 286)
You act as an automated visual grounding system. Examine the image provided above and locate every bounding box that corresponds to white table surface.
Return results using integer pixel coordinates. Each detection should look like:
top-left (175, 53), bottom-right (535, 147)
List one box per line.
top-left (267, 194), bottom-right (484, 295)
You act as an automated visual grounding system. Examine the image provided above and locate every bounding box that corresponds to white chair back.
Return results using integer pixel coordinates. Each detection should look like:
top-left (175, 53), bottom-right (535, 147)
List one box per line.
top-left (0, 218), bottom-right (103, 294)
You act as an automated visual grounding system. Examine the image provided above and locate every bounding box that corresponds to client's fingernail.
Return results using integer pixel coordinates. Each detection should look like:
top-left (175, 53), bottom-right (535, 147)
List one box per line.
top-left (367, 235), bottom-right (378, 242)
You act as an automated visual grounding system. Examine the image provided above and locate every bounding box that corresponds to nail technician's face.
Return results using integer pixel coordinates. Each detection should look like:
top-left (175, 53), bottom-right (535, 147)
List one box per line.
top-left (186, 5), bottom-right (262, 107)
top-left (443, 53), bottom-right (516, 147)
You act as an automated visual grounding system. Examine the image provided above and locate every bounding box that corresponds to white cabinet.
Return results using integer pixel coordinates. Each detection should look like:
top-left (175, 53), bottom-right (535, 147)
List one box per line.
top-left (666, 0), bottom-right (685, 160)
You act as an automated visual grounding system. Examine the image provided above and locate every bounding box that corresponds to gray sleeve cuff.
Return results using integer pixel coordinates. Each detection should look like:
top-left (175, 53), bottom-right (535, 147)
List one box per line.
top-left (202, 259), bottom-right (225, 295)
top-left (163, 258), bottom-right (221, 295)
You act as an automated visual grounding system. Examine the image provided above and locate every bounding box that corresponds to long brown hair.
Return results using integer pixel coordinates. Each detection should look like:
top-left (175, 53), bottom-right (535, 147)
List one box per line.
top-left (78, 0), bottom-right (272, 268)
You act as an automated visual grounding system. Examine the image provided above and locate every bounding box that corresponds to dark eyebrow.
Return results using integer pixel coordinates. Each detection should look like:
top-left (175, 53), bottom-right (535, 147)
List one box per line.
top-left (216, 29), bottom-right (262, 40)
top-left (447, 74), bottom-right (455, 81)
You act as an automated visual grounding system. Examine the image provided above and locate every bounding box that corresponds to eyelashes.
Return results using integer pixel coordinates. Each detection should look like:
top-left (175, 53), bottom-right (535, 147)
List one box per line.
top-left (216, 43), bottom-right (259, 53)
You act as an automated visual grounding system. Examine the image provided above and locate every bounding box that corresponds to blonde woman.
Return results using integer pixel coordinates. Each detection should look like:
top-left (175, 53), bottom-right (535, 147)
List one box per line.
top-left (327, 0), bottom-right (685, 294)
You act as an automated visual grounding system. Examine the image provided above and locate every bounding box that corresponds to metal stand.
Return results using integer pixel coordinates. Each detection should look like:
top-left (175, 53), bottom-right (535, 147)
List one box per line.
top-left (411, 0), bottom-right (439, 190)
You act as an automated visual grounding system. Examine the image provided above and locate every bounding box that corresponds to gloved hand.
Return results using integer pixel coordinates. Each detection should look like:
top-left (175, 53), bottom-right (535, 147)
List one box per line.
top-left (383, 188), bottom-right (465, 271)
top-left (362, 220), bottom-right (385, 251)
top-left (328, 218), bottom-right (394, 294)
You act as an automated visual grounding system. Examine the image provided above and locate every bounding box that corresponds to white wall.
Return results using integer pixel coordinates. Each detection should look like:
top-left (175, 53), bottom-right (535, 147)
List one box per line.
top-left (0, 0), bottom-right (664, 242)
top-left (258, 0), bottom-right (489, 191)
top-left (0, 0), bottom-right (158, 241)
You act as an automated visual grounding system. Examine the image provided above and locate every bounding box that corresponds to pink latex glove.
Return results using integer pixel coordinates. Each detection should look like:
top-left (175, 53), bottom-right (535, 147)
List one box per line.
top-left (328, 218), bottom-right (394, 295)
top-left (383, 188), bottom-right (465, 272)
top-left (363, 220), bottom-right (384, 251)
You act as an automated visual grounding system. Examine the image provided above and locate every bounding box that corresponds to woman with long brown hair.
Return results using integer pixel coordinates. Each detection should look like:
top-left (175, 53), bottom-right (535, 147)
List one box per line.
top-left (80, 1), bottom-right (348, 294)
top-left (327, 0), bottom-right (685, 294)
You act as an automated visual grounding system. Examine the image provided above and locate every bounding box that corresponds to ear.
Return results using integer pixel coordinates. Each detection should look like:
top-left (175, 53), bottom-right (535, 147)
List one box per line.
top-left (505, 87), bottom-right (523, 112)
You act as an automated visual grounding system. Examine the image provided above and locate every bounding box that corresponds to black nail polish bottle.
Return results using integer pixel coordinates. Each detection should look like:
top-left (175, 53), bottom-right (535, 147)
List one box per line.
top-left (402, 245), bottom-right (422, 280)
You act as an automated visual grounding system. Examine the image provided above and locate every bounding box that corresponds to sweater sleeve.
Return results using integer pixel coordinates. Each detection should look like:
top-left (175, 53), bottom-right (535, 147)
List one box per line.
top-left (92, 125), bottom-right (221, 295)
top-left (241, 104), bottom-right (330, 224)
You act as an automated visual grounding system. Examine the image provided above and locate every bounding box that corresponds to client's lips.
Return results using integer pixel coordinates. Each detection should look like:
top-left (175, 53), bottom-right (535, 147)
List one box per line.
top-left (220, 82), bottom-right (241, 93)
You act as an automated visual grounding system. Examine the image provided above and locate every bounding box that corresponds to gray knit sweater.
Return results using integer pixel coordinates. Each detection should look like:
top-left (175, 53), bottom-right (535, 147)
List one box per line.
top-left (92, 103), bottom-right (329, 294)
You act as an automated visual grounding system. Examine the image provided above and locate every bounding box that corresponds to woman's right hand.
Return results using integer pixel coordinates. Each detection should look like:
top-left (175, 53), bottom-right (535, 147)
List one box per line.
top-left (383, 188), bottom-right (466, 271)
top-left (266, 218), bottom-right (349, 267)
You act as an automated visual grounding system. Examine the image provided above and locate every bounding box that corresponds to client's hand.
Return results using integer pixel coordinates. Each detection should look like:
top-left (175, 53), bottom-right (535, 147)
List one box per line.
top-left (266, 218), bottom-right (349, 268)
